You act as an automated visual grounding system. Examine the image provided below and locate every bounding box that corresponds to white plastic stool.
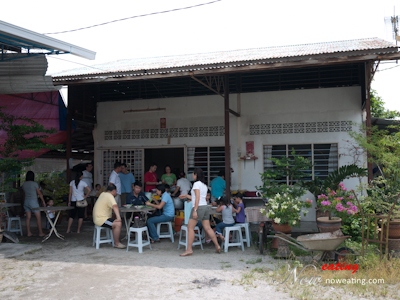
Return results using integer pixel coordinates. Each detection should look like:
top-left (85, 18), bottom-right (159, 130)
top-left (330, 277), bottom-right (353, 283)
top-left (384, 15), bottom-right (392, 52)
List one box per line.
top-left (236, 223), bottom-right (251, 247)
top-left (178, 225), bottom-right (203, 250)
top-left (221, 226), bottom-right (244, 253)
top-left (156, 221), bottom-right (174, 242)
top-left (127, 226), bottom-right (152, 253)
top-left (92, 225), bottom-right (114, 249)
top-left (7, 217), bottom-right (23, 236)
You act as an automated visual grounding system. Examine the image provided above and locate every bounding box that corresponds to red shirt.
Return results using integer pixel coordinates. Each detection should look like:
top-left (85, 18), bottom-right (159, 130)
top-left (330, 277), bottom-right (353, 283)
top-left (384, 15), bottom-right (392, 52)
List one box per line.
top-left (144, 171), bottom-right (158, 192)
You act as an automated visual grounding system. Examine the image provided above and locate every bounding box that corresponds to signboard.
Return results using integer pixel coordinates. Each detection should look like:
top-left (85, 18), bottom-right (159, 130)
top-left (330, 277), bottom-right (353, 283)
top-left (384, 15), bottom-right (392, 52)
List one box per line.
top-left (160, 118), bottom-right (166, 129)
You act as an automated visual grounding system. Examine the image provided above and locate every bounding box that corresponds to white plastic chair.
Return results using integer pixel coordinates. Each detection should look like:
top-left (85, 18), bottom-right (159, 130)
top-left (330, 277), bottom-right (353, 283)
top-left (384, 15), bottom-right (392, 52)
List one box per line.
top-left (92, 225), bottom-right (114, 249)
top-left (7, 217), bottom-right (23, 236)
top-left (156, 221), bottom-right (174, 242)
top-left (1, 196), bottom-right (23, 236)
top-left (221, 226), bottom-right (244, 252)
top-left (178, 224), bottom-right (203, 250)
top-left (127, 226), bottom-right (152, 253)
top-left (236, 221), bottom-right (251, 247)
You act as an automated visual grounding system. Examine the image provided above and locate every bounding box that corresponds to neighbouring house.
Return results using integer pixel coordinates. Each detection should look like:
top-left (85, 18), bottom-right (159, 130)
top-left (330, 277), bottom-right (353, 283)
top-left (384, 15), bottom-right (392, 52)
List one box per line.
top-left (52, 38), bottom-right (400, 221)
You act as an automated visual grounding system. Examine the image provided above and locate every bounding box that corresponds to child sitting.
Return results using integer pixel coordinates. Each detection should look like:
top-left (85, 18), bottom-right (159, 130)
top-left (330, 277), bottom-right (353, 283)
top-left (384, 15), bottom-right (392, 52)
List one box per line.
top-left (215, 197), bottom-right (235, 241)
top-left (46, 199), bottom-right (56, 230)
top-left (232, 193), bottom-right (246, 223)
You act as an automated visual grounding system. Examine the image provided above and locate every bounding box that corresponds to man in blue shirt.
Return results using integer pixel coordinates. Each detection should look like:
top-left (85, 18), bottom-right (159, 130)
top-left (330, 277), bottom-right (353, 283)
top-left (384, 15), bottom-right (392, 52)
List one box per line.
top-left (126, 181), bottom-right (148, 205)
top-left (119, 163), bottom-right (135, 206)
top-left (145, 184), bottom-right (175, 242)
top-left (210, 170), bottom-right (226, 204)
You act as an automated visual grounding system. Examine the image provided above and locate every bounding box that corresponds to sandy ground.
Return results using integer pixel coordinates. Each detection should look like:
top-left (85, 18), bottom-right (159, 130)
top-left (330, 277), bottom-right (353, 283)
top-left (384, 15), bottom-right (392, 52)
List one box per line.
top-left (0, 219), bottom-right (294, 300)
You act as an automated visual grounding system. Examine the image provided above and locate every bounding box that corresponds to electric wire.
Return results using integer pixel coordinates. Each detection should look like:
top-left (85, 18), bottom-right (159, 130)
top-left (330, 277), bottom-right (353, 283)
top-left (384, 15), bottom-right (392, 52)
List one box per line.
top-left (376, 64), bottom-right (400, 72)
top-left (42, 0), bottom-right (222, 35)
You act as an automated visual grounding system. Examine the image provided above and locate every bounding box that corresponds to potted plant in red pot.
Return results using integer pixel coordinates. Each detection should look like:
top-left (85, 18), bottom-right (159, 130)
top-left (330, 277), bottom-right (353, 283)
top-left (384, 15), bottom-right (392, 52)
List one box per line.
top-left (316, 183), bottom-right (358, 233)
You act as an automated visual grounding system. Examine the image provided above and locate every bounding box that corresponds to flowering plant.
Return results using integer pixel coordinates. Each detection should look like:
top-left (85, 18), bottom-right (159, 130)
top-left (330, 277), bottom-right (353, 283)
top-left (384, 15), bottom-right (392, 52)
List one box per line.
top-left (260, 190), bottom-right (312, 227)
top-left (317, 183), bottom-right (358, 220)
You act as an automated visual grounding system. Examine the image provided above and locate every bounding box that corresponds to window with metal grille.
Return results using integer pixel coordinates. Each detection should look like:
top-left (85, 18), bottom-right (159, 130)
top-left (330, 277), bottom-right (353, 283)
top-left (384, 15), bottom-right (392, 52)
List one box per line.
top-left (263, 143), bottom-right (338, 183)
top-left (187, 146), bottom-right (226, 186)
top-left (102, 150), bottom-right (143, 186)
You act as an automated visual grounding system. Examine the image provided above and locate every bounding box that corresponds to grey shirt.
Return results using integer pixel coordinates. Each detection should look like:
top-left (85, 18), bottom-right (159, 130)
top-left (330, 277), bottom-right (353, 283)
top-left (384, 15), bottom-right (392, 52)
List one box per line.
top-left (22, 181), bottom-right (39, 201)
top-left (221, 205), bottom-right (235, 224)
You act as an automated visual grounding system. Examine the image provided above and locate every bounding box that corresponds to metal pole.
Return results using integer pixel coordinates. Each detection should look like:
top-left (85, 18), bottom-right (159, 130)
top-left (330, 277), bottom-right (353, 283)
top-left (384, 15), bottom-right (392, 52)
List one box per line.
top-left (365, 62), bottom-right (373, 182)
top-left (66, 105), bottom-right (72, 183)
top-left (224, 75), bottom-right (231, 200)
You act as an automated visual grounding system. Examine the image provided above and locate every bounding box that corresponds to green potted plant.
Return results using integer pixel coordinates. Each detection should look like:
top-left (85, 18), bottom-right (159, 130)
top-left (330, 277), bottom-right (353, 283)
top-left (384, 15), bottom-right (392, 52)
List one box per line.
top-left (316, 182), bottom-right (359, 232)
top-left (258, 148), bottom-right (312, 234)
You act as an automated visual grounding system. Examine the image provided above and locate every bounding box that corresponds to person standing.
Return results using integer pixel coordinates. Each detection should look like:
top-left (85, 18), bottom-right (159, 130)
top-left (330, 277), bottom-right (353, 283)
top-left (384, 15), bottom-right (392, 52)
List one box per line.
top-left (109, 161), bottom-right (122, 207)
top-left (82, 163), bottom-right (93, 191)
top-left (161, 165), bottom-right (177, 186)
top-left (92, 184), bottom-right (125, 249)
top-left (171, 172), bottom-right (192, 197)
top-left (119, 163), bottom-right (135, 206)
top-left (22, 171), bottom-right (46, 237)
top-left (178, 168), bottom-right (220, 256)
top-left (210, 170), bottom-right (226, 204)
top-left (67, 171), bottom-right (91, 233)
top-left (144, 163), bottom-right (158, 192)
top-left (82, 162), bottom-right (93, 219)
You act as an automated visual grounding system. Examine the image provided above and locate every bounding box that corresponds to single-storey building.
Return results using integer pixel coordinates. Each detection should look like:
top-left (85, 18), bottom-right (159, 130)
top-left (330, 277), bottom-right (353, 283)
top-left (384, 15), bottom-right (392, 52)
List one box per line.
top-left (53, 38), bottom-right (400, 221)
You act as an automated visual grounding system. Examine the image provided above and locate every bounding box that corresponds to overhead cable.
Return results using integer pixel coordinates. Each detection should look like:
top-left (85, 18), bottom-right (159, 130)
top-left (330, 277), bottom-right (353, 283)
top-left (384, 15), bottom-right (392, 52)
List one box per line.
top-left (43, 0), bottom-right (222, 35)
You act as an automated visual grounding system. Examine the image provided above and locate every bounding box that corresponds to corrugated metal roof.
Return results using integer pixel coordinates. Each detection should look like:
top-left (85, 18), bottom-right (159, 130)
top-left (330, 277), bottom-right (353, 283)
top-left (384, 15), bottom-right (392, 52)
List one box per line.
top-left (53, 37), bottom-right (399, 80)
top-left (0, 54), bottom-right (60, 94)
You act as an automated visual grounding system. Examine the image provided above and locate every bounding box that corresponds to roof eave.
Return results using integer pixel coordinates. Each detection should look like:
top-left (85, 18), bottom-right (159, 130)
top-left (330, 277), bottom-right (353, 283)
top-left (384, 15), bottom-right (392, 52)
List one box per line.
top-left (52, 50), bottom-right (400, 85)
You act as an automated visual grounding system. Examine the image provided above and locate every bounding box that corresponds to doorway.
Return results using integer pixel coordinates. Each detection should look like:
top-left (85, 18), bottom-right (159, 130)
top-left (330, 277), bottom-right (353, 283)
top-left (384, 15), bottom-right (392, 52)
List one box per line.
top-left (144, 148), bottom-right (184, 181)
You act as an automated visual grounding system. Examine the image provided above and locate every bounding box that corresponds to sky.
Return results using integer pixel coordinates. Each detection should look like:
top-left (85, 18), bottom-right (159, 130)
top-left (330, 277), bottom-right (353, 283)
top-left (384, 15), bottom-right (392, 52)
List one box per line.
top-left (2, 0), bottom-right (400, 111)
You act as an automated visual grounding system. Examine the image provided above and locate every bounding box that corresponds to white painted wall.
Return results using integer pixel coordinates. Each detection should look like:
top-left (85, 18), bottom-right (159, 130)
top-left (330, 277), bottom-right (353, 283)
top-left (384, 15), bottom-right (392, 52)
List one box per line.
top-left (94, 86), bottom-right (365, 221)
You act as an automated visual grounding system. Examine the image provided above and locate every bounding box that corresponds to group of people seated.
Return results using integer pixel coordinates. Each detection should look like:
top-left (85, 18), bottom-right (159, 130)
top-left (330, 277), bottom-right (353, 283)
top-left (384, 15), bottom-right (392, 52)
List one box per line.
top-left (91, 176), bottom-right (245, 250)
top-left (89, 162), bottom-right (243, 253)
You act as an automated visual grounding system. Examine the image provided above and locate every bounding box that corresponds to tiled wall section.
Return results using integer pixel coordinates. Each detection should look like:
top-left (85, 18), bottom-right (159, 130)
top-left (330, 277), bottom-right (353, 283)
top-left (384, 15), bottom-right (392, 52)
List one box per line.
top-left (104, 126), bottom-right (225, 140)
top-left (249, 121), bottom-right (352, 135)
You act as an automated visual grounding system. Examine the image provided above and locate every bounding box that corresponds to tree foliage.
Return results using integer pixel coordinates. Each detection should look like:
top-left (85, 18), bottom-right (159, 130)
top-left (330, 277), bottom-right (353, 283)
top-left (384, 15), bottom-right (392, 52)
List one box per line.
top-left (257, 148), bottom-right (311, 199)
top-left (349, 124), bottom-right (400, 181)
top-left (298, 164), bottom-right (367, 198)
top-left (0, 107), bottom-right (59, 193)
top-left (370, 89), bottom-right (400, 119)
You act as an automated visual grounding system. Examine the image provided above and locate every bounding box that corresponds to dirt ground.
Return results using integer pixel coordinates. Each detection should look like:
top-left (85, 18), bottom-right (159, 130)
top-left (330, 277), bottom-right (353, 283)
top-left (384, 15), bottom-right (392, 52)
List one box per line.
top-left (0, 219), bottom-right (294, 300)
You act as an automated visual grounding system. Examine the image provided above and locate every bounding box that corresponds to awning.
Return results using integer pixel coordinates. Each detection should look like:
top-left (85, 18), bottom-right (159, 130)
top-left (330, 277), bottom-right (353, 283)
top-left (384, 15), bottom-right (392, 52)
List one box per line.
top-left (0, 20), bottom-right (96, 59)
top-left (0, 20), bottom-right (96, 94)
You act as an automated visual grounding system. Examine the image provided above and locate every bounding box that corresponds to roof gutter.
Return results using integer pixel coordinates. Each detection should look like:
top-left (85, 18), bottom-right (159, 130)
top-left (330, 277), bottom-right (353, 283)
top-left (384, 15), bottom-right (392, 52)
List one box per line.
top-left (0, 20), bottom-right (96, 60)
